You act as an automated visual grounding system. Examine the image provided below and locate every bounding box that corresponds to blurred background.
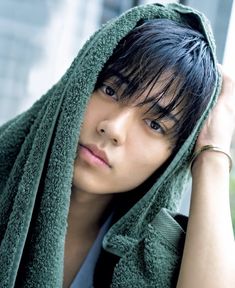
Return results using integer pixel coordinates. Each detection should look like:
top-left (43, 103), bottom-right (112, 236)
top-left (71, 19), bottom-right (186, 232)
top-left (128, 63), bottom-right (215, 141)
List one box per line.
top-left (0, 0), bottom-right (234, 229)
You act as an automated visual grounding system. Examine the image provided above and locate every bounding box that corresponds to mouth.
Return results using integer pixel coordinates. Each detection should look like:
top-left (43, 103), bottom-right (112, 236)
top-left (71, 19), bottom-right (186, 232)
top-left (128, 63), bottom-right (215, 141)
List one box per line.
top-left (79, 143), bottom-right (111, 168)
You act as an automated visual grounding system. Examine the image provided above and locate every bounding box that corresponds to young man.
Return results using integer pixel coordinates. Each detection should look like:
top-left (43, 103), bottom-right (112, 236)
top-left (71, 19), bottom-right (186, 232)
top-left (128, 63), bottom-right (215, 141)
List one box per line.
top-left (0, 3), bottom-right (234, 288)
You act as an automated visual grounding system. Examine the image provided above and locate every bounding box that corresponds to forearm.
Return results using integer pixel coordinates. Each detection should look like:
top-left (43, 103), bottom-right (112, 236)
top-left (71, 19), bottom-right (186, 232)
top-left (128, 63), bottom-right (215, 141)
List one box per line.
top-left (177, 152), bottom-right (235, 288)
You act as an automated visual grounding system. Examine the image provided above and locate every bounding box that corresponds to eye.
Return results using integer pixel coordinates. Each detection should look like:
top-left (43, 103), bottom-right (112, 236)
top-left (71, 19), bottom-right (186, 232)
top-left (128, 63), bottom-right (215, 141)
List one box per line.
top-left (100, 84), bottom-right (118, 100)
top-left (145, 119), bottom-right (165, 134)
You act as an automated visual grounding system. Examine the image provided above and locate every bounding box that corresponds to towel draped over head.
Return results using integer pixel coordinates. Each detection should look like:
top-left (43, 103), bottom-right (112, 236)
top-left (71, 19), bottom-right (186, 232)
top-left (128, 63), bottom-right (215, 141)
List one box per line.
top-left (0, 2), bottom-right (221, 287)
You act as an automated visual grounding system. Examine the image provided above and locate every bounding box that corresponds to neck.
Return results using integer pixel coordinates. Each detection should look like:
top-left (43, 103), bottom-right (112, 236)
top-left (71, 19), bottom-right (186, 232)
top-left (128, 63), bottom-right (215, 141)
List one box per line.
top-left (67, 186), bottom-right (114, 239)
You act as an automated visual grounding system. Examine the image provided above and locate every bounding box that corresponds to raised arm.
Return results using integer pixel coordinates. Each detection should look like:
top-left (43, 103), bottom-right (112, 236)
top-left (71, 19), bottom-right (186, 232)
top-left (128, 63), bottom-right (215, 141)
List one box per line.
top-left (177, 67), bottom-right (235, 288)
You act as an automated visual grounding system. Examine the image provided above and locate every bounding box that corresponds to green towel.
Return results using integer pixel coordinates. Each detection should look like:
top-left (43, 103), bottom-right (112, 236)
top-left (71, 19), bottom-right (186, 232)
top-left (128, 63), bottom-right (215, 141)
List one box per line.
top-left (0, 2), bottom-right (221, 288)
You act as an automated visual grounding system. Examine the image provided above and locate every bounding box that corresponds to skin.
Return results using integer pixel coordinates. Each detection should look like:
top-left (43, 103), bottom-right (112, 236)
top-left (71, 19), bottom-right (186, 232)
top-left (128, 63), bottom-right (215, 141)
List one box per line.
top-left (176, 67), bottom-right (235, 288)
top-left (64, 76), bottom-right (178, 287)
top-left (64, 68), bottom-right (235, 288)
top-left (72, 77), bottom-right (176, 196)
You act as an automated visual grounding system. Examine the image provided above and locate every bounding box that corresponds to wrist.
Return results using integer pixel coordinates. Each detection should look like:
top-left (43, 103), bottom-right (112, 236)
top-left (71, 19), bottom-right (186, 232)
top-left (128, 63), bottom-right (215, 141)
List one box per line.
top-left (191, 145), bottom-right (232, 173)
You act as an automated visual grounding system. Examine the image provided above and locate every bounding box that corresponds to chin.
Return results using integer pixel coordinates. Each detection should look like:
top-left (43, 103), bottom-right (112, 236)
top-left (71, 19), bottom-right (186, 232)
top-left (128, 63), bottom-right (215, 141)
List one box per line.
top-left (72, 175), bottom-right (109, 195)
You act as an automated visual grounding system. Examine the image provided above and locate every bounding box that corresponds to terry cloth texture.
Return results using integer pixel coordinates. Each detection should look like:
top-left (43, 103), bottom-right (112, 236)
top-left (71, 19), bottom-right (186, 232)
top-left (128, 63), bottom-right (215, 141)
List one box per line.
top-left (0, 2), bottom-right (221, 288)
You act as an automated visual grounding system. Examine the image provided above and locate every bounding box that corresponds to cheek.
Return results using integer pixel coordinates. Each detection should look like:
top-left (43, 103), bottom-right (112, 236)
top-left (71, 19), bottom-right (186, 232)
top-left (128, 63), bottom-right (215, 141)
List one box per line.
top-left (81, 100), bottom-right (96, 129)
top-left (84, 95), bottom-right (105, 122)
top-left (111, 146), bottom-right (172, 192)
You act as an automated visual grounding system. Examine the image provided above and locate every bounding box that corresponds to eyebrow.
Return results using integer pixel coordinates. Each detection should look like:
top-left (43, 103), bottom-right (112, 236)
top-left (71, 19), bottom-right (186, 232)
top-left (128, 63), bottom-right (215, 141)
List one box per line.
top-left (148, 102), bottom-right (178, 124)
top-left (109, 69), bottom-right (130, 85)
top-left (107, 71), bottom-right (179, 124)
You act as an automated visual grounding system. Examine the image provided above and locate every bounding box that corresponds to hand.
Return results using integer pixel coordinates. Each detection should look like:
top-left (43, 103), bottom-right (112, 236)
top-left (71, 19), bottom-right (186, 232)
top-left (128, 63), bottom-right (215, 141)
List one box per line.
top-left (195, 65), bottom-right (235, 152)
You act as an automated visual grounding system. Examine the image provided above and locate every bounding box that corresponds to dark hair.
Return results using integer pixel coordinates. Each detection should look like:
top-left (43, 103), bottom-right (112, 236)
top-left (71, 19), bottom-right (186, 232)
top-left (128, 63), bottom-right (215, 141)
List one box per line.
top-left (95, 19), bottom-right (216, 153)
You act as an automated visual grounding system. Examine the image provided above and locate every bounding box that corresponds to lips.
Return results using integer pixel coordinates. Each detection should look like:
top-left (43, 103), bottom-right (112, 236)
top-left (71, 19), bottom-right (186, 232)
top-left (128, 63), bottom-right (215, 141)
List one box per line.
top-left (79, 143), bottom-right (111, 167)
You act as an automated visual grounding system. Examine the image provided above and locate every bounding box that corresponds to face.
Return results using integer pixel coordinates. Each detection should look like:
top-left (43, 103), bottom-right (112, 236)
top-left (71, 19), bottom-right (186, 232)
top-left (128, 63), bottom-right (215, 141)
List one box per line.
top-left (73, 76), bottom-right (179, 195)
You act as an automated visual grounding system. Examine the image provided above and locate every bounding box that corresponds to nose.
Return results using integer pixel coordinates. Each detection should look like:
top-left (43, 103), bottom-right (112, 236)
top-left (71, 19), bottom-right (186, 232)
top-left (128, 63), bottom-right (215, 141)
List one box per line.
top-left (96, 108), bottom-right (134, 146)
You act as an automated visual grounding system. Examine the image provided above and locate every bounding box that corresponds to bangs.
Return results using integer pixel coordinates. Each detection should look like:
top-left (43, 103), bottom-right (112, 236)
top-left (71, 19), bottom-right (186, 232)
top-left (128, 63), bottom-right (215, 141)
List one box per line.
top-left (95, 40), bottom-right (185, 141)
top-left (95, 18), bottom-right (216, 151)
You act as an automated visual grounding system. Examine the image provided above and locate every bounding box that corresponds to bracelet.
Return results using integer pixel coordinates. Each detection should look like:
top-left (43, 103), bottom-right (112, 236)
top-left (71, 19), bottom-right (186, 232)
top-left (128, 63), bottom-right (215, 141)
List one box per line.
top-left (190, 145), bottom-right (233, 172)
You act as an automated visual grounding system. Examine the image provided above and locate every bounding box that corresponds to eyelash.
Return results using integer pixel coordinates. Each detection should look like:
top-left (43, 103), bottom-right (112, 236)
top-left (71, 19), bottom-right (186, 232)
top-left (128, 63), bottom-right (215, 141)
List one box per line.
top-left (100, 84), bottom-right (118, 100)
top-left (99, 83), bottom-right (165, 135)
top-left (145, 119), bottom-right (165, 134)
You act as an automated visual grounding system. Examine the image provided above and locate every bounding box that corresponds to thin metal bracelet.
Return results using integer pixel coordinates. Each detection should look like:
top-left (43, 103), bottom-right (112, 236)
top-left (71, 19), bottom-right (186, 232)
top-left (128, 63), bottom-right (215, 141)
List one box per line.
top-left (190, 144), bottom-right (233, 172)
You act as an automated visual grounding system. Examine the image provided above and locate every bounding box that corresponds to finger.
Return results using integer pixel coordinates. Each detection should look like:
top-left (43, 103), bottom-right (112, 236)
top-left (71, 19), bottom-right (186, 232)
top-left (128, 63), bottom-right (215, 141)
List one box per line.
top-left (217, 65), bottom-right (234, 101)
